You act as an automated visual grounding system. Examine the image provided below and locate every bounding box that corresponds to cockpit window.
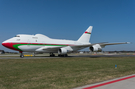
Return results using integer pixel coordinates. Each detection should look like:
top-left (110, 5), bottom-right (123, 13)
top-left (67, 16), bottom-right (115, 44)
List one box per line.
top-left (15, 35), bottom-right (20, 37)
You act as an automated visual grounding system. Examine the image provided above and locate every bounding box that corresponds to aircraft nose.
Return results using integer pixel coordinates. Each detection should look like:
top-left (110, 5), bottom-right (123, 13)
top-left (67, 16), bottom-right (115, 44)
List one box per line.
top-left (2, 41), bottom-right (15, 50)
top-left (2, 42), bottom-right (8, 47)
top-left (2, 40), bottom-right (11, 48)
top-left (2, 41), bottom-right (19, 51)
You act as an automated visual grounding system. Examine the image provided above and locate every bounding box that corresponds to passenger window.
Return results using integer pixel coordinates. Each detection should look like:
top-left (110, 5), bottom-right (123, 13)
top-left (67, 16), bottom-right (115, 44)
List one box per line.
top-left (32, 37), bottom-right (38, 39)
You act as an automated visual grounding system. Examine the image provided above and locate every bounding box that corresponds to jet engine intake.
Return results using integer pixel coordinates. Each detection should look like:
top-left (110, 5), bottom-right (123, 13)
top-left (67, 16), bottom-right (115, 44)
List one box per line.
top-left (58, 48), bottom-right (67, 54)
top-left (89, 44), bottom-right (102, 52)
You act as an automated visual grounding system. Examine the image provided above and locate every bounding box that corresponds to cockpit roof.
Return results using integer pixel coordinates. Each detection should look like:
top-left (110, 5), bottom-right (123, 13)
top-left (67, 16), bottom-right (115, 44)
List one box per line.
top-left (35, 34), bottom-right (50, 39)
top-left (15, 34), bottom-right (34, 37)
top-left (15, 34), bottom-right (50, 39)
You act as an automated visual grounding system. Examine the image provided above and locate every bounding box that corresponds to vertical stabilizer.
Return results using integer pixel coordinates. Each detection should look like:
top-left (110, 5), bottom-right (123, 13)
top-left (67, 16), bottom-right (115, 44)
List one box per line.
top-left (77, 26), bottom-right (93, 43)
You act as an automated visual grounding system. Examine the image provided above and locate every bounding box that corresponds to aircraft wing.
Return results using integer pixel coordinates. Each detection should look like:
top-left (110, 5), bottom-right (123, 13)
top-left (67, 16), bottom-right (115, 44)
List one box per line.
top-left (35, 46), bottom-right (62, 52)
top-left (92, 42), bottom-right (130, 46)
top-left (70, 42), bottom-right (130, 51)
top-left (35, 42), bottom-right (129, 52)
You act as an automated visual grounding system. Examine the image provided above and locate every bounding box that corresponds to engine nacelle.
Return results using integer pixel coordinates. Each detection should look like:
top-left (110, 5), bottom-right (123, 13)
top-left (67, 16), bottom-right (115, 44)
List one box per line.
top-left (89, 44), bottom-right (102, 52)
top-left (58, 48), bottom-right (67, 55)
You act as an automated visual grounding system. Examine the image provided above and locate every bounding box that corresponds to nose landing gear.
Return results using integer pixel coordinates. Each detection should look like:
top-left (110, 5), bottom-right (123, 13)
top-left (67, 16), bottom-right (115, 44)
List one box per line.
top-left (20, 51), bottom-right (24, 58)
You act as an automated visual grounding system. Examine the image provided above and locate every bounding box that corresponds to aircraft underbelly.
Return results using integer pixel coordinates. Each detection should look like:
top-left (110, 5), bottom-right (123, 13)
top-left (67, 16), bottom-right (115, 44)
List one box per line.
top-left (18, 45), bottom-right (59, 52)
top-left (18, 45), bottom-right (41, 52)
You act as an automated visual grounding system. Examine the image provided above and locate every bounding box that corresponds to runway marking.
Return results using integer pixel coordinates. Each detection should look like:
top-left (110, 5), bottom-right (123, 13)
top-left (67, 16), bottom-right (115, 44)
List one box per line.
top-left (83, 74), bottom-right (135, 89)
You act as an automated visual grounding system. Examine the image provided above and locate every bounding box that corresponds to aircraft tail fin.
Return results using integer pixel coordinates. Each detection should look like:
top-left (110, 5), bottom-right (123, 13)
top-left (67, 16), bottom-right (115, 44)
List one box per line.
top-left (77, 26), bottom-right (93, 43)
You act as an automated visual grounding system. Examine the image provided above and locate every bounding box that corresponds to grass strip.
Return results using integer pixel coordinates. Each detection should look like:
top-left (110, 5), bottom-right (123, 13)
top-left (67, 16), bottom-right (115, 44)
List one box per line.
top-left (0, 57), bottom-right (135, 89)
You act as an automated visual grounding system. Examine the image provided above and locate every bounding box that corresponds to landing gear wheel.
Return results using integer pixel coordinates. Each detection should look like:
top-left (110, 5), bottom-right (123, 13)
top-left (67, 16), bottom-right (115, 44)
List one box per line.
top-left (20, 53), bottom-right (24, 58)
top-left (50, 53), bottom-right (55, 57)
top-left (58, 54), bottom-right (62, 57)
top-left (58, 54), bottom-right (68, 57)
top-left (64, 54), bottom-right (68, 57)
top-left (58, 54), bottom-right (60, 57)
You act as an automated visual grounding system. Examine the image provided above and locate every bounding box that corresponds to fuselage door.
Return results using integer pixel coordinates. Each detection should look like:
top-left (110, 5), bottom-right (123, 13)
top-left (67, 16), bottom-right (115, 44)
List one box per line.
top-left (27, 39), bottom-right (31, 46)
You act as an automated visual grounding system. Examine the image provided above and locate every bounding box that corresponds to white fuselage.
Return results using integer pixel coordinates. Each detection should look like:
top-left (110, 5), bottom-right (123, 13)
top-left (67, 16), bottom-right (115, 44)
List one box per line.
top-left (2, 26), bottom-right (129, 56)
top-left (2, 34), bottom-right (90, 53)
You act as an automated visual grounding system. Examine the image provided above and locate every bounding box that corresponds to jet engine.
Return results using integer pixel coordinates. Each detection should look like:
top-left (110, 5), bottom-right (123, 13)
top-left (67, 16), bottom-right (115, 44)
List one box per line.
top-left (58, 48), bottom-right (67, 55)
top-left (89, 44), bottom-right (102, 52)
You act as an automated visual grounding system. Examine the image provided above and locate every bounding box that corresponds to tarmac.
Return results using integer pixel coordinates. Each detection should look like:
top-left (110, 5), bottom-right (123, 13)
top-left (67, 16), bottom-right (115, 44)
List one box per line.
top-left (0, 54), bottom-right (135, 59)
top-left (73, 74), bottom-right (135, 89)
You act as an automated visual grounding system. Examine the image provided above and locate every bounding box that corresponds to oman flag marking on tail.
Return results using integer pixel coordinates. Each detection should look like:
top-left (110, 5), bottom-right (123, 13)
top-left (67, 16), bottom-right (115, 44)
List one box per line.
top-left (77, 26), bottom-right (93, 43)
top-left (85, 31), bottom-right (91, 34)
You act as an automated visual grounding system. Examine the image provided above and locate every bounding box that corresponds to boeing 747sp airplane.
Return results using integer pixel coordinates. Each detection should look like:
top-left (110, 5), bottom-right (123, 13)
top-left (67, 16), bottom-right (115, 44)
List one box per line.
top-left (2, 26), bottom-right (129, 58)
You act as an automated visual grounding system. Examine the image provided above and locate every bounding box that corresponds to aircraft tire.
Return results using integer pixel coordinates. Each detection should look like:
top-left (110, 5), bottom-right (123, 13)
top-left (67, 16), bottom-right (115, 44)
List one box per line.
top-left (50, 53), bottom-right (55, 57)
top-left (20, 54), bottom-right (24, 58)
top-left (64, 54), bottom-right (68, 57)
top-left (58, 54), bottom-right (68, 57)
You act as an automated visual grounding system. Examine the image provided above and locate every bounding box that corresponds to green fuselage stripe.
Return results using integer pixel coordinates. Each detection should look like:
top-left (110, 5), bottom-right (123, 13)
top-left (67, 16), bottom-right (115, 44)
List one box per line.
top-left (13, 43), bottom-right (68, 51)
top-left (86, 33), bottom-right (91, 34)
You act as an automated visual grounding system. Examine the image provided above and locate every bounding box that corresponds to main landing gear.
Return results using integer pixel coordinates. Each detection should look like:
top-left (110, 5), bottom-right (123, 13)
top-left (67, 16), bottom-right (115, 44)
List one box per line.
top-left (58, 54), bottom-right (68, 57)
top-left (20, 52), bottom-right (24, 58)
top-left (33, 52), bottom-right (35, 57)
top-left (50, 53), bottom-right (55, 57)
top-left (50, 53), bottom-right (68, 57)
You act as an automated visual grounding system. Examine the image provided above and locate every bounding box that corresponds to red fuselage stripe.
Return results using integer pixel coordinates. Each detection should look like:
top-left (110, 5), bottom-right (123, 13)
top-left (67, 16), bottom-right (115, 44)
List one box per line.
top-left (2, 42), bottom-right (75, 51)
